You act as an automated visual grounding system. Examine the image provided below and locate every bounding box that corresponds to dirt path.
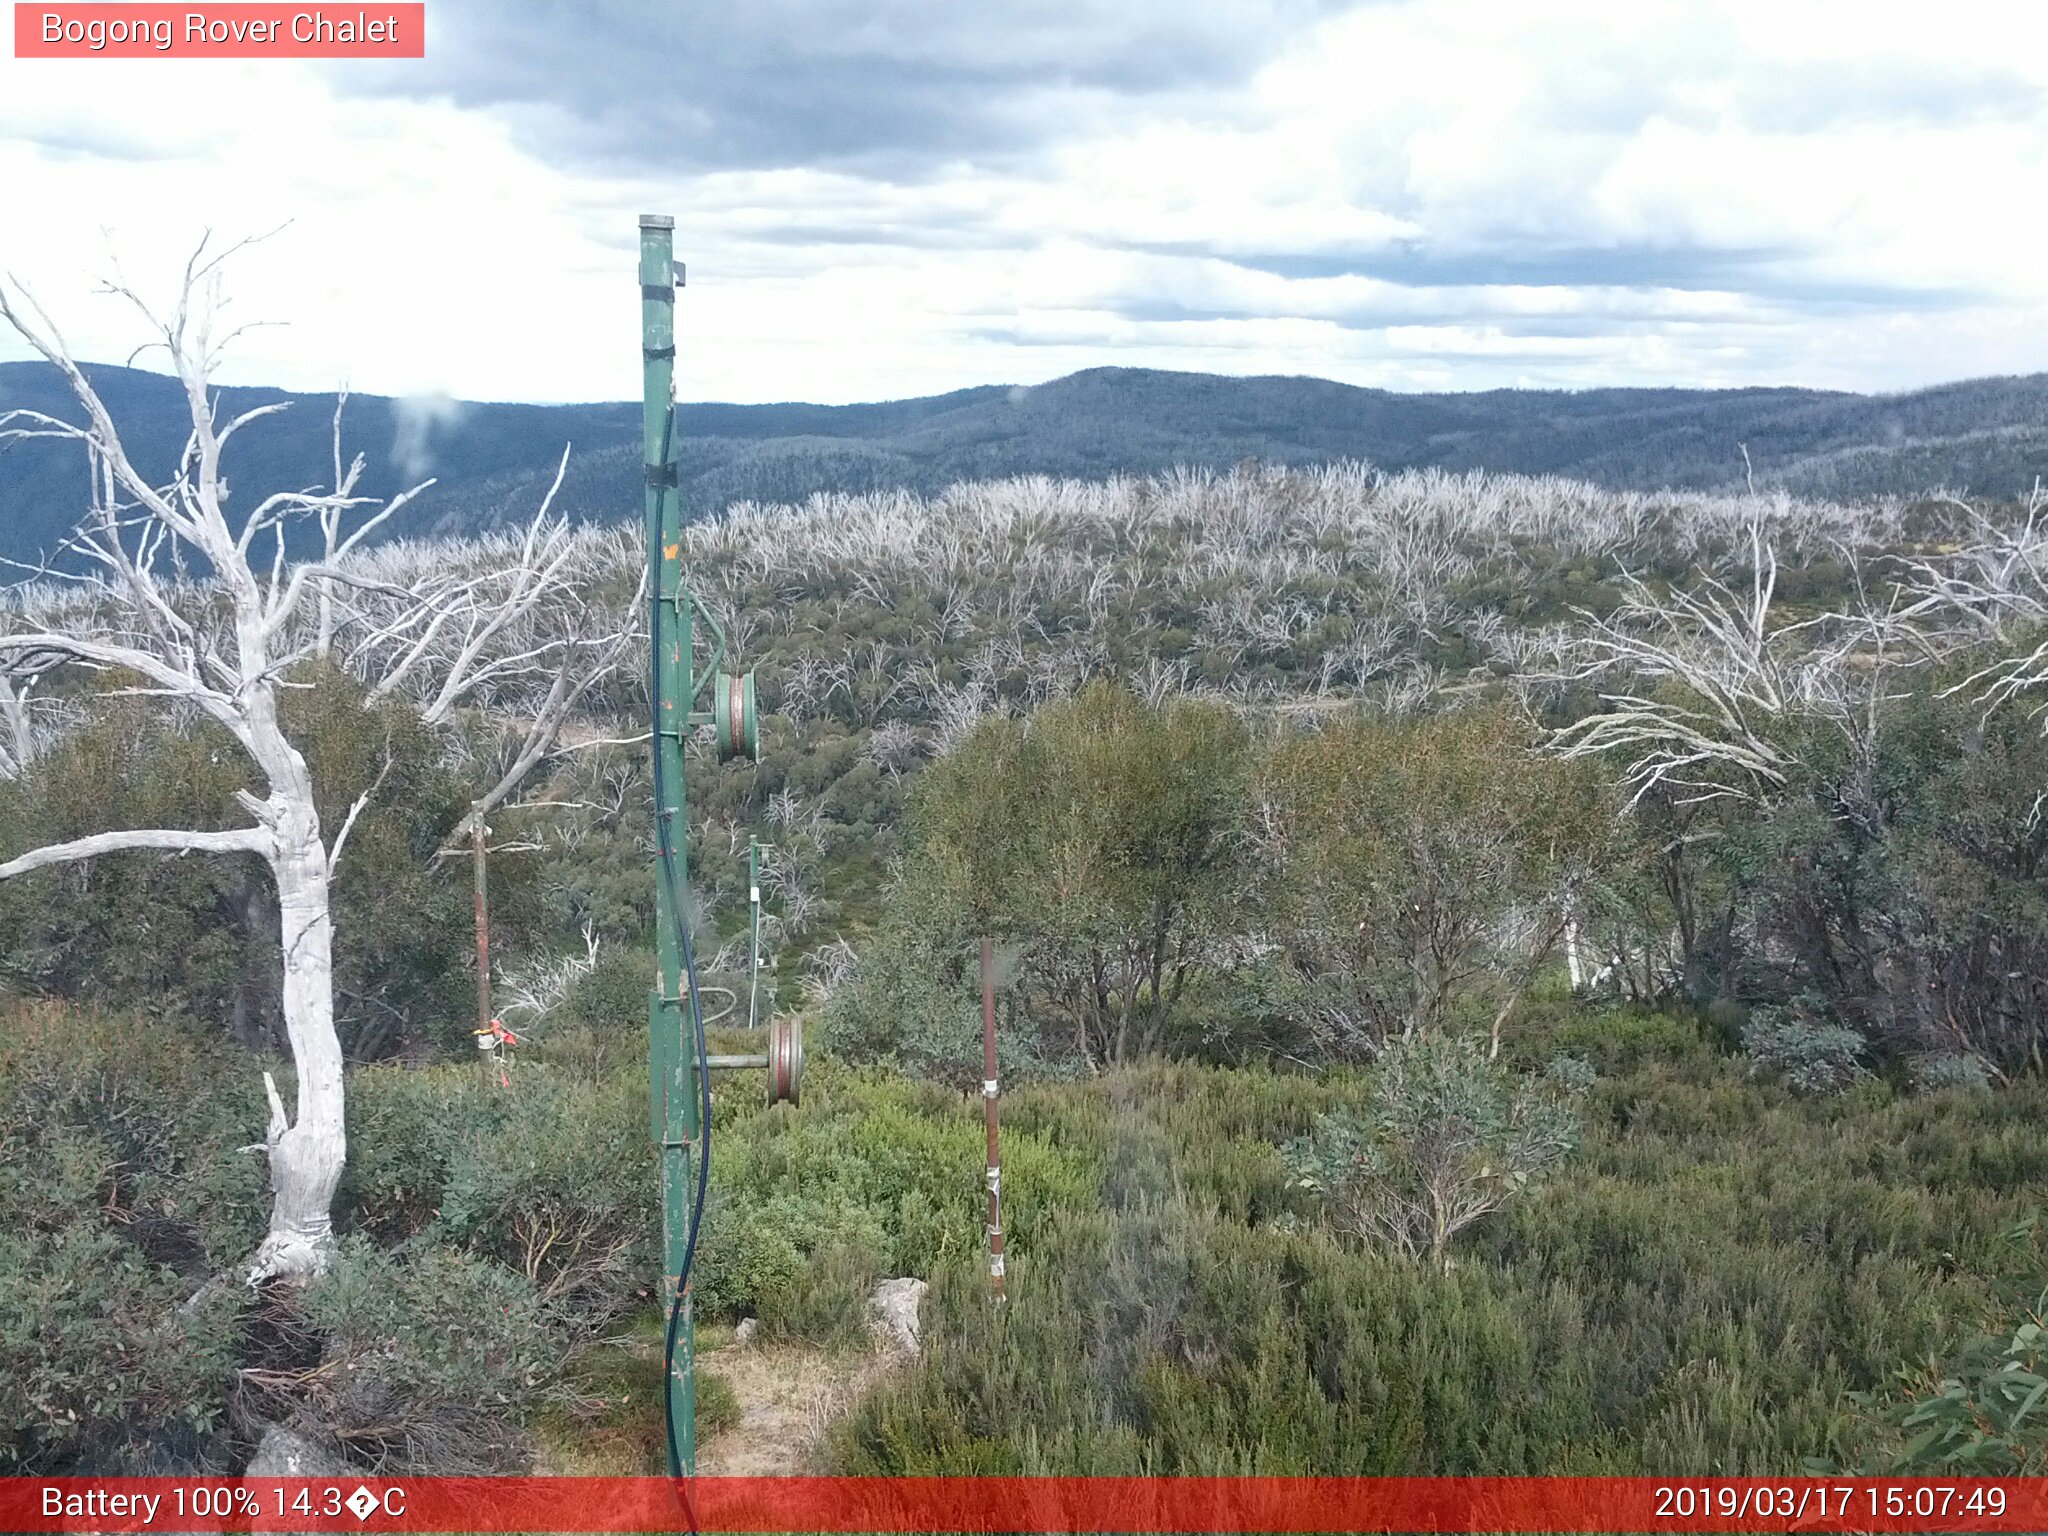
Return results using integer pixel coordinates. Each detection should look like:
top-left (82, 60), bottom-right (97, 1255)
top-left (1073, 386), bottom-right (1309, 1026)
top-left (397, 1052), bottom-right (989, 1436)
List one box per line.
top-left (536, 1311), bottom-right (905, 1475)
top-left (696, 1339), bottom-right (893, 1475)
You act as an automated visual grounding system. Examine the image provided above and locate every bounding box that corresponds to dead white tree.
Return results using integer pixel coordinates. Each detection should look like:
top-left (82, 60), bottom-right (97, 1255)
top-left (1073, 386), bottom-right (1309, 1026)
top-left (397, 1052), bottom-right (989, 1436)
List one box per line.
top-left (342, 494), bottom-right (644, 832)
top-left (1896, 485), bottom-right (2048, 721)
top-left (0, 246), bottom-right (378, 1281)
top-left (497, 920), bottom-right (602, 1027)
top-left (1549, 529), bottom-right (1837, 806)
top-left (0, 666), bottom-right (44, 778)
top-left (0, 241), bottom-right (631, 1281)
top-left (310, 387), bottom-right (417, 660)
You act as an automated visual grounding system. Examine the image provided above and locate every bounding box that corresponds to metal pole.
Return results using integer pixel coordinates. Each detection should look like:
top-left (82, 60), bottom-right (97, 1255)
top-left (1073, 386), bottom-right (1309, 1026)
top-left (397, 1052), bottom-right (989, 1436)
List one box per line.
top-left (982, 938), bottom-right (1006, 1303)
top-left (471, 806), bottom-right (491, 1036)
top-left (471, 804), bottom-right (492, 1060)
top-left (748, 837), bottom-right (763, 1033)
top-left (641, 212), bottom-right (697, 1476)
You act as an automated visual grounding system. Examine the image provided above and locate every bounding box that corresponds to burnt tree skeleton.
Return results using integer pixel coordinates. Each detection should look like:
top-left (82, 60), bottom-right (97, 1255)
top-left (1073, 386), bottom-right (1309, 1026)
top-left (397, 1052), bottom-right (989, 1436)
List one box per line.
top-left (0, 241), bottom-right (638, 1281)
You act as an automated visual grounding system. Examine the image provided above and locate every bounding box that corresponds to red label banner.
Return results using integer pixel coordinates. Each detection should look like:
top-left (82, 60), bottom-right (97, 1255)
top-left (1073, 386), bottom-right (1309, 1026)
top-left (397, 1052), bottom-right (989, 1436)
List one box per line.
top-left (2, 1476), bottom-right (2043, 1533)
top-left (12, 4), bottom-right (424, 57)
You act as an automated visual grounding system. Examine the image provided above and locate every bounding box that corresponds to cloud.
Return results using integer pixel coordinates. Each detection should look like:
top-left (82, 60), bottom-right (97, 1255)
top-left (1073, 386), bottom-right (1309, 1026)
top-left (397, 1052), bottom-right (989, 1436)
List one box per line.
top-left (331, 0), bottom-right (1352, 177)
top-left (2, 0), bottom-right (2045, 406)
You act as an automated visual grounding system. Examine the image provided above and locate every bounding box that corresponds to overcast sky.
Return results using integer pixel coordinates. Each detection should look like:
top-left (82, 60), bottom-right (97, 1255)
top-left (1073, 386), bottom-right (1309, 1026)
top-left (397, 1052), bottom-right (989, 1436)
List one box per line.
top-left (3, 0), bottom-right (2044, 404)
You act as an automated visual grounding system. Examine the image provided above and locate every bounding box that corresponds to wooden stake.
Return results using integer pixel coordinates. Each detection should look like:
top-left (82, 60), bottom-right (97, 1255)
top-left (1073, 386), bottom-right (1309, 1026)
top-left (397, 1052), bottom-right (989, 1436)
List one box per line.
top-left (982, 937), bottom-right (1006, 1303)
top-left (471, 803), bottom-right (491, 1041)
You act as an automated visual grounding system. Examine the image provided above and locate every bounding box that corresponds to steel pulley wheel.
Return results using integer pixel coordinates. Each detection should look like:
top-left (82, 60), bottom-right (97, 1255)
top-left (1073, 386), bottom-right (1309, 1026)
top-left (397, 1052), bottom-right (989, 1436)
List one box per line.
top-left (766, 1015), bottom-right (803, 1106)
top-left (713, 669), bottom-right (760, 763)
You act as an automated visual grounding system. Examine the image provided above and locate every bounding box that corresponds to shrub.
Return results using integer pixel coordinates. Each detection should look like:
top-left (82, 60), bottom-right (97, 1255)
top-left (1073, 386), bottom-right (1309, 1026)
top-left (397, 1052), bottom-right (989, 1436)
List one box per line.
top-left (0, 1222), bottom-right (240, 1471)
top-left (433, 1069), bottom-right (655, 1326)
top-left (340, 1062), bottom-right (655, 1328)
top-left (0, 1003), bottom-right (260, 1470)
top-left (0, 1003), bottom-right (267, 1269)
top-left (566, 946), bottom-right (653, 1036)
top-left (1283, 1033), bottom-right (1582, 1268)
top-left (830, 1050), bottom-right (2048, 1478)
top-left (1543, 1005), bottom-right (1711, 1076)
top-left (1842, 1216), bottom-right (2047, 1474)
top-left (909, 683), bottom-right (1251, 1067)
top-left (694, 1059), bottom-right (1099, 1336)
top-left (1912, 1054), bottom-right (1996, 1094)
top-left (696, 1190), bottom-right (888, 1336)
top-left (1743, 1005), bottom-right (1869, 1095)
top-left (819, 910), bottom-right (1076, 1090)
top-left (1255, 707), bottom-right (1622, 1053)
top-left (757, 1237), bottom-right (889, 1346)
top-left (1743, 676), bottom-right (2048, 1077)
top-left (831, 1195), bottom-right (1602, 1476)
top-left (293, 1239), bottom-right (568, 1472)
top-left (1870, 1296), bottom-right (2048, 1474)
top-left (1545, 1053), bottom-right (1599, 1095)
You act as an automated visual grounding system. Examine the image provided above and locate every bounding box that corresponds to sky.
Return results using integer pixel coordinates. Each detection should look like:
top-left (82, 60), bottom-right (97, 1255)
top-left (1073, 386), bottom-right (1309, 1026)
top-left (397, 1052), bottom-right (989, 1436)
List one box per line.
top-left (2, 0), bottom-right (2045, 405)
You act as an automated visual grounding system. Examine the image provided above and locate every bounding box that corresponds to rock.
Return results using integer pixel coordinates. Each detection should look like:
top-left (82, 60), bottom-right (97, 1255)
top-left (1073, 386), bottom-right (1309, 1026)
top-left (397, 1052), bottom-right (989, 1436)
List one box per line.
top-left (734, 1316), bottom-right (759, 1346)
top-left (868, 1277), bottom-right (928, 1356)
top-left (245, 1423), bottom-right (346, 1478)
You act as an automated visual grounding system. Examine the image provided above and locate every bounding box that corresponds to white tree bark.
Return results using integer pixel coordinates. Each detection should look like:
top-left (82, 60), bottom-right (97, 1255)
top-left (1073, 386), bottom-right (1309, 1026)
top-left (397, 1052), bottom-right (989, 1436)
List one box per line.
top-left (256, 812), bottom-right (346, 1278)
top-left (0, 825), bottom-right (271, 877)
top-left (0, 671), bottom-right (35, 779)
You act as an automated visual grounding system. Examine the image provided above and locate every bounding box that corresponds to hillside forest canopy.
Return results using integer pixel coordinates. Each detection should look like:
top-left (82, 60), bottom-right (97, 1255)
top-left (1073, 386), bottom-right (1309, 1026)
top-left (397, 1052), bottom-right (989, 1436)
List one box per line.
top-left (6, 358), bottom-right (2048, 574)
top-left (1, 263), bottom-right (2045, 1480)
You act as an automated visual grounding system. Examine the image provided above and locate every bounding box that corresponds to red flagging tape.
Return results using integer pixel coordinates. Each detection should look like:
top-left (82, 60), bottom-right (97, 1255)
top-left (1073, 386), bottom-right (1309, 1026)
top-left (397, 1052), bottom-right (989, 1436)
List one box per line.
top-left (5, 1477), bottom-right (2045, 1533)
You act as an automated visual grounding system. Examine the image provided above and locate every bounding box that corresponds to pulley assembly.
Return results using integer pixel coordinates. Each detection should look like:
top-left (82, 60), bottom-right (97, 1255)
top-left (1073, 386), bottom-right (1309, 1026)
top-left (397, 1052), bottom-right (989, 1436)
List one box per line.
top-left (706, 1015), bottom-right (804, 1107)
top-left (766, 1014), bottom-right (803, 1105)
top-left (713, 669), bottom-right (759, 763)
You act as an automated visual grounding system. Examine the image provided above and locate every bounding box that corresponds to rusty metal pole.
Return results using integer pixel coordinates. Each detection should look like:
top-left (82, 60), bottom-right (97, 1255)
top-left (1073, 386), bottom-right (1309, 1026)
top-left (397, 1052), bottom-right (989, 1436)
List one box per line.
top-left (982, 937), bottom-right (1006, 1303)
top-left (471, 803), bottom-right (492, 1042)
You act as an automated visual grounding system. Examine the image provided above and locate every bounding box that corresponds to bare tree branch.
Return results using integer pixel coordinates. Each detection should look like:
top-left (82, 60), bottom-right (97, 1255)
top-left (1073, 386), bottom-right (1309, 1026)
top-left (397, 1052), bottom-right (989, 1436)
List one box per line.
top-left (0, 825), bottom-right (271, 879)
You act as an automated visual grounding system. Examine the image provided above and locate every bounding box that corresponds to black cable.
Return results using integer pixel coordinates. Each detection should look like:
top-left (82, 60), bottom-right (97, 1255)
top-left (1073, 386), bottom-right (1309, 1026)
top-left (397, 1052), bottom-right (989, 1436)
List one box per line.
top-left (649, 402), bottom-right (713, 1508)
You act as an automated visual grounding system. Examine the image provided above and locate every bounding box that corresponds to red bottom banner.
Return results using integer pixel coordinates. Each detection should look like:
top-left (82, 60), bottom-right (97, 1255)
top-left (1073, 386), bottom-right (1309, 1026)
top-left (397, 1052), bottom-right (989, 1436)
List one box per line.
top-left (4, 1476), bottom-right (2042, 1533)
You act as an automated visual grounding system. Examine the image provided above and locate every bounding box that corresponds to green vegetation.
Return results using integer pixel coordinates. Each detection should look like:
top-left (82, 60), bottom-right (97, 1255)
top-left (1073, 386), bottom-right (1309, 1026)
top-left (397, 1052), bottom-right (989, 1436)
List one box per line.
top-left (5, 459), bottom-right (2048, 1477)
top-left (828, 1044), bottom-right (2048, 1476)
top-left (1282, 1034), bottom-right (1587, 1269)
top-left (0, 1005), bottom-right (254, 1472)
top-left (12, 987), bottom-right (2042, 1476)
top-left (0, 667), bottom-right (533, 1059)
top-left (1254, 708), bottom-right (1618, 1052)
top-left (907, 685), bottom-right (1251, 1066)
top-left (1849, 1215), bottom-right (2046, 1475)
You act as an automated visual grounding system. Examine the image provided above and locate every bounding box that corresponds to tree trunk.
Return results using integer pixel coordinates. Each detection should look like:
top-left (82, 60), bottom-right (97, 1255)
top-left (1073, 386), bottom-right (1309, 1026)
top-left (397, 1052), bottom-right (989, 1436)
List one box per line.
top-left (249, 820), bottom-right (347, 1282)
top-left (1488, 911), bottom-right (1568, 1060)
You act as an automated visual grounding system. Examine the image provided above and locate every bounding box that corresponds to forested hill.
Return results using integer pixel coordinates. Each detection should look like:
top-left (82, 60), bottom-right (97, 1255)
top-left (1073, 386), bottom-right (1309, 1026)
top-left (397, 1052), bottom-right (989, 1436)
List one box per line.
top-left (4, 359), bottom-right (2046, 567)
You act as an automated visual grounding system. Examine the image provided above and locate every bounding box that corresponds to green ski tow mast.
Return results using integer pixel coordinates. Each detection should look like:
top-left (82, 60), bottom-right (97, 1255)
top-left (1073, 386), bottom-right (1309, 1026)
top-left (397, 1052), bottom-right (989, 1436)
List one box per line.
top-left (639, 214), bottom-right (793, 1483)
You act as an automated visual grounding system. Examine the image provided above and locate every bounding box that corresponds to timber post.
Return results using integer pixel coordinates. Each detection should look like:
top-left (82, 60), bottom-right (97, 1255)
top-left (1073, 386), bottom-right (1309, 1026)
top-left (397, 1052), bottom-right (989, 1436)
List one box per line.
top-left (470, 803), bottom-right (492, 1065)
top-left (983, 937), bottom-right (1006, 1302)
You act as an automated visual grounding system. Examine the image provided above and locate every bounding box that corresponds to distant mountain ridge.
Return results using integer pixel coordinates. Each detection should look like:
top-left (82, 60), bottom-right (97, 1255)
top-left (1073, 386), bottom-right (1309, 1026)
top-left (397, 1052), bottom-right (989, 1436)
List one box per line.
top-left (3, 362), bottom-right (2045, 570)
